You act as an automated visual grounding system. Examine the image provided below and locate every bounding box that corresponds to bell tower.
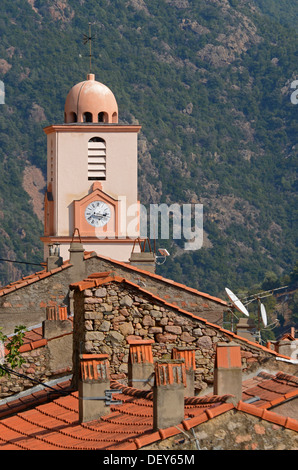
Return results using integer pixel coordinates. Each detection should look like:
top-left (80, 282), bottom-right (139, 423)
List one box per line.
top-left (41, 73), bottom-right (141, 262)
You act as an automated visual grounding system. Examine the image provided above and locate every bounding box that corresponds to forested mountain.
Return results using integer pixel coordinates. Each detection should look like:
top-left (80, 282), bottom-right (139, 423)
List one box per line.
top-left (0, 0), bottom-right (297, 313)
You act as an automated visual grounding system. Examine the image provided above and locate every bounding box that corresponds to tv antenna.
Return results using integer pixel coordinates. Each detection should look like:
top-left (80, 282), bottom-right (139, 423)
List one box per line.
top-left (239, 285), bottom-right (288, 306)
top-left (237, 287), bottom-right (287, 344)
top-left (83, 22), bottom-right (97, 73)
top-left (252, 299), bottom-right (268, 343)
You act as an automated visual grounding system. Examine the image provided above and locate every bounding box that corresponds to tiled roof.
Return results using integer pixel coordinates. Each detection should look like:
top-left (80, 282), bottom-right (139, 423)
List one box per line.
top-left (0, 377), bottom-right (297, 450)
top-left (0, 379), bottom-right (73, 419)
top-left (0, 262), bottom-right (71, 297)
top-left (0, 379), bottom-right (233, 450)
top-left (2, 325), bottom-right (47, 357)
top-left (236, 401), bottom-right (298, 431)
top-left (0, 251), bottom-right (226, 306)
top-left (4, 317), bottom-right (73, 355)
top-left (242, 371), bottom-right (298, 409)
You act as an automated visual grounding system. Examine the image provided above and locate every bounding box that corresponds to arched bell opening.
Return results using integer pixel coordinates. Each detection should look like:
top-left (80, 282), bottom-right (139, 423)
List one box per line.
top-left (98, 112), bottom-right (109, 123)
top-left (83, 112), bottom-right (93, 123)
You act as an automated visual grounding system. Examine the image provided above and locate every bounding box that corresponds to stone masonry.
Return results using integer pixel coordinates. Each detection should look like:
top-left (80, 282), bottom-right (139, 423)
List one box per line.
top-left (0, 252), bottom-right (227, 336)
top-left (71, 279), bottom-right (283, 392)
top-left (0, 319), bottom-right (73, 399)
top-left (0, 344), bottom-right (50, 399)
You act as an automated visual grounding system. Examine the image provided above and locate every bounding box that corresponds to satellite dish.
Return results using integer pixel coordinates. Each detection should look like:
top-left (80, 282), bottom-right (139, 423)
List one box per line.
top-left (158, 248), bottom-right (170, 257)
top-left (260, 303), bottom-right (267, 327)
top-left (156, 248), bottom-right (170, 265)
top-left (225, 287), bottom-right (249, 317)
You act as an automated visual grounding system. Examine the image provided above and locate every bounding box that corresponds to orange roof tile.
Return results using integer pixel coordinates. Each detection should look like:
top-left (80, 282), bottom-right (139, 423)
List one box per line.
top-left (0, 379), bottom-right (73, 419)
top-left (0, 261), bottom-right (71, 297)
top-left (1, 376), bottom-right (296, 450)
top-left (4, 319), bottom-right (73, 359)
top-left (0, 379), bottom-right (235, 450)
top-left (242, 371), bottom-right (298, 409)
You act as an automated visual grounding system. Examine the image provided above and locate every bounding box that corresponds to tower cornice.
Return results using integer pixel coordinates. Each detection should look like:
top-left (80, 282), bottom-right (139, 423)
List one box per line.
top-left (43, 124), bottom-right (142, 135)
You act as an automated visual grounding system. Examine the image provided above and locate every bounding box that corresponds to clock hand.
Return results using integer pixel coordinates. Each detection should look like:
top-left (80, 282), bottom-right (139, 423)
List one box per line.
top-left (92, 214), bottom-right (108, 220)
top-left (93, 211), bottom-right (108, 218)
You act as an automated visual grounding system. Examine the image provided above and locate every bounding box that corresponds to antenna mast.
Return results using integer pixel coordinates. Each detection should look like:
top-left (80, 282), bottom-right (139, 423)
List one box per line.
top-left (83, 22), bottom-right (94, 74)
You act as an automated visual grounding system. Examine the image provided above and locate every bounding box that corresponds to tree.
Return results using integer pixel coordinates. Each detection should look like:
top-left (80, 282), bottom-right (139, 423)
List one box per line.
top-left (289, 292), bottom-right (298, 325)
top-left (290, 261), bottom-right (298, 287)
top-left (261, 271), bottom-right (279, 291)
top-left (0, 325), bottom-right (27, 377)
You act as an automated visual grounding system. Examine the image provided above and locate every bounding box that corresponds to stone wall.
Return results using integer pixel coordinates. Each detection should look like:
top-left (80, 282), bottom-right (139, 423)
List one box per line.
top-left (85, 256), bottom-right (227, 324)
top-left (72, 280), bottom-right (279, 392)
top-left (0, 324), bottom-right (73, 400)
top-left (0, 254), bottom-right (227, 335)
top-left (0, 345), bottom-right (50, 399)
top-left (0, 267), bottom-right (73, 335)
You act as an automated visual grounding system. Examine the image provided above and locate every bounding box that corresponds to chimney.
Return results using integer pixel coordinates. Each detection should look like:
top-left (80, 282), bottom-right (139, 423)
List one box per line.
top-left (276, 335), bottom-right (298, 358)
top-left (58, 305), bottom-right (68, 320)
top-left (236, 317), bottom-right (256, 342)
top-left (78, 354), bottom-right (111, 423)
top-left (172, 347), bottom-right (195, 396)
top-left (153, 359), bottom-right (186, 430)
top-left (46, 243), bottom-right (63, 271)
top-left (127, 338), bottom-right (154, 389)
top-left (129, 238), bottom-right (156, 273)
top-left (214, 342), bottom-right (242, 403)
top-left (69, 241), bottom-right (84, 267)
top-left (68, 228), bottom-right (85, 277)
top-left (129, 252), bottom-right (156, 273)
top-left (42, 304), bottom-right (72, 339)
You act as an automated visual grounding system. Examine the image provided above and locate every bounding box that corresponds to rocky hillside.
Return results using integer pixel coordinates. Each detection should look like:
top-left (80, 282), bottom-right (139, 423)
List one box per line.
top-left (0, 0), bottom-right (297, 305)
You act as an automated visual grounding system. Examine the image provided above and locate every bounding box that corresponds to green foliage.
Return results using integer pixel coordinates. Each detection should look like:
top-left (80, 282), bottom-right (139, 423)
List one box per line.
top-left (0, 325), bottom-right (27, 376)
top-left (289, 292), bottom-right (298, 324)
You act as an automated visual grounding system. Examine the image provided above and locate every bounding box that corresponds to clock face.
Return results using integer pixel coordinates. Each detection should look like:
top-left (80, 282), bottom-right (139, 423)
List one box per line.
top-left (84, 200), bottom-right (111, 227)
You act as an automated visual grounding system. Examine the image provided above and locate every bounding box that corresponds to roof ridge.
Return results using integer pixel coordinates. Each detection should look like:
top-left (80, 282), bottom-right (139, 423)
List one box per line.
top-left (110, 380), bottom-right (153, 400)
top-left (237, 401), bottom-right (298, 432)
top-left (0, 262), bottom-right (71, 297)
top-left (111, 380), bottom-right (233, 405)
top-left (185, 394), bottom-right (234, 405)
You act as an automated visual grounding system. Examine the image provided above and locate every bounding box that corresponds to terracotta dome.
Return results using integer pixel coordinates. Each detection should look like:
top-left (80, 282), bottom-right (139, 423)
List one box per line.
top-left (64, 74), bottom-right (118, 124)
